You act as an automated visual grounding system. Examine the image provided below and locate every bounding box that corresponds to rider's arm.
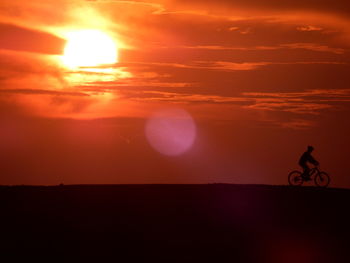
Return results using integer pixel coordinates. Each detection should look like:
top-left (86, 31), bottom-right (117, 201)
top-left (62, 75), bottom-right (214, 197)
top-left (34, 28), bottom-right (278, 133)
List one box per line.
top-left (309, 155), bottom-right (319, 165)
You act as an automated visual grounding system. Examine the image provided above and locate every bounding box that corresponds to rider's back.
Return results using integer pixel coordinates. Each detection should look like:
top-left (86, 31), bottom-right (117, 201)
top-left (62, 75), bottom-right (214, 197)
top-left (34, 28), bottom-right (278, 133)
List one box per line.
top-left (299, 151), bottom-right (317, 165)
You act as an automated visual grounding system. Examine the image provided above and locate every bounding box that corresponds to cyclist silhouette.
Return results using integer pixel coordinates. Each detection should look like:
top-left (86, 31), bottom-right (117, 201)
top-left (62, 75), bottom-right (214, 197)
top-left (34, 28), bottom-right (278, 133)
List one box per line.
top-left (299, 146), bottom-right (319, 181)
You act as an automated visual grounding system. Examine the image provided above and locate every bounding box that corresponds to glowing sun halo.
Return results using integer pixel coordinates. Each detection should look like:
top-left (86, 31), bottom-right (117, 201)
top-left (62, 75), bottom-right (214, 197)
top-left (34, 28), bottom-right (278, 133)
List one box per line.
top-left (62, 30), bottom-right (118, 68)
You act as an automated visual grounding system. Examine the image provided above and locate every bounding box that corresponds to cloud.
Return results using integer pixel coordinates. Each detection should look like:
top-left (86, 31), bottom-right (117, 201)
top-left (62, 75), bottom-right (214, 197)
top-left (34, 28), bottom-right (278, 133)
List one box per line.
top-left (89, 0), bottom-right (350, 16)
top-left (242, 89), bottom-right (350, 99)
top-left (0, 0), bottom-right (348, 126)
top-left (179, 43), bottom-right (345, 54)
top-left (0, 0), bottom-right (73, 29)
top-left (244, 101), bottom-right (332, 114)
top-left (120, 61), bottom-right (269, 71)
top-left (168, 0), bottom-right (350, 16)
top-left (0, 89), bottom-right (89, 97)
top-left (103, 87), bottom-right (350, 116)
top-left (228, 26), bottom-right (239, 31)
top-left (120, 61), bottom-right (346, 74)
top-left (0, 23), bottom-right (65, 55)
top-left (242, 89), bottom-right (350, 114)
top-left (0, 49), bottom-right (66, 89)
top-left (280, 43), bottom-right (345, 54)
top-left (296, 25), bottom-right (323, 31)
top-left (278, 119), bottom-right (316, 129)
top-left (189, 61), bottom-right (268, 71)
top-left (115, 90), bottom-right (251, 104)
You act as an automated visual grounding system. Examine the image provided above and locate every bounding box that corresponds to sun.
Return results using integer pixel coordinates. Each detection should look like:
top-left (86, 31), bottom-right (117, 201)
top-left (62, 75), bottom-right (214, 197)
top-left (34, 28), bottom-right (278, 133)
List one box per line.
top-left (62, 30), bottom-right (118, 68)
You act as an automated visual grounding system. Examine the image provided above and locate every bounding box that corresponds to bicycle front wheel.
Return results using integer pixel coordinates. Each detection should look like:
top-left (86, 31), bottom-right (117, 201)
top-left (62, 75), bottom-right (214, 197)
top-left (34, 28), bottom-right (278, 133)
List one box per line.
top-left (288, 171), bottom-right (303, 186)
top-left (314, 172), bottom-right (330, 187)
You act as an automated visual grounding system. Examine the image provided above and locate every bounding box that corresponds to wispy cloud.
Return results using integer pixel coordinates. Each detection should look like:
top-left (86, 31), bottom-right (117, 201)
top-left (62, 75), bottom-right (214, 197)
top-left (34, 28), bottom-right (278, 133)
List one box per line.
top-left (242, 89), bottom-right (350, 114)
top-left (110, 88), bottom-right (350, 117)
top-left (122, 60), bottom-right (346, 74)
top-left (243, 89), bottom-right (350, 99)
top-left (0, 23), bottom-right (65, 55)
top-left (0, 0), bottom-right (349, 127)
top-left (178, 43), bottom-right (346, 54)
top-left (116, 90), bottom-right (251, 104)
top-left (278, 119), bottom-right (316, 129)
top-left (0, 89), bottom-right (89, 96)
top-left (244, 101), bottom-right (332, 114)
top-left (280, 43), bottom-right (345, 54)
top-left (296, 25), bottom-right (323, 32)
top-left (193, 61), bottom-right (268, 71)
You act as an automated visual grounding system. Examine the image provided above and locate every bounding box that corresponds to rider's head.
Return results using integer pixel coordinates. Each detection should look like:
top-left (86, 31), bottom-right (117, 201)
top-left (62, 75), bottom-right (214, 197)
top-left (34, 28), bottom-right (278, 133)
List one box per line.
top-left (307, 145), bottom-right (314, 152)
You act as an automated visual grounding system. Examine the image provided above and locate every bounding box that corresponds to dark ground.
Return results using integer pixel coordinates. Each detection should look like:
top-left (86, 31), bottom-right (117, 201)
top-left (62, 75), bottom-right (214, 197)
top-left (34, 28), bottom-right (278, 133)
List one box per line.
top-left (0, 184), bottom-right (349, 262)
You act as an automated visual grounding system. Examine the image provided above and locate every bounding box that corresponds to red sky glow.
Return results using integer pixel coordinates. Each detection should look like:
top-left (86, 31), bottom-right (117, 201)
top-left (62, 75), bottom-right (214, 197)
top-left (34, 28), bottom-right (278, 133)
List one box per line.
top-left (0, 0), bottom-right (349, 187)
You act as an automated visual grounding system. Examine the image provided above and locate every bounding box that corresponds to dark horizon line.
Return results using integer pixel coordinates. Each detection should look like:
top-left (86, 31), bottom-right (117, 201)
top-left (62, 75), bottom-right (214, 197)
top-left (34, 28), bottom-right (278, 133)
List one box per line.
top-left (0, 183), bottom-right (349, 191)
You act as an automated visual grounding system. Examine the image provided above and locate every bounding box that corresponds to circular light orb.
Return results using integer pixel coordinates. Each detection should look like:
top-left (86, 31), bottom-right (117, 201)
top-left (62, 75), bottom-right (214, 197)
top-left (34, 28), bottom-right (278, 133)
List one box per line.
top-left (62, 30), bottom-right (118, 68)
top-left (145, 108), bottom-right (197, 156)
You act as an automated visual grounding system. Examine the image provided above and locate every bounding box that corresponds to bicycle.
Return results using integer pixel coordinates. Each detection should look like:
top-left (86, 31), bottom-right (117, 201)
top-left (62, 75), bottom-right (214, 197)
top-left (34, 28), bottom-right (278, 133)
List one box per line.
top-left (288, 166), bottom-right (330, 187)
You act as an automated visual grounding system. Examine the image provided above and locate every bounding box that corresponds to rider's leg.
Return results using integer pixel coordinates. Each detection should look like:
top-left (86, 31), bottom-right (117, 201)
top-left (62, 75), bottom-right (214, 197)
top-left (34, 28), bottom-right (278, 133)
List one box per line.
top-left (304, 166), bottom-right (311, 180)
top-left (300, 164), bottom-right (310, 178)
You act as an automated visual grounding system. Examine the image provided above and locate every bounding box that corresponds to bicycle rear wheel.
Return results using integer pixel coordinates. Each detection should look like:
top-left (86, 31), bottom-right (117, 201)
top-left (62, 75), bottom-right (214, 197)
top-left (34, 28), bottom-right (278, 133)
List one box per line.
top-left (314, 172), bottom-right (330, 187)
top-left (288, 171), bottom-right (303, 186)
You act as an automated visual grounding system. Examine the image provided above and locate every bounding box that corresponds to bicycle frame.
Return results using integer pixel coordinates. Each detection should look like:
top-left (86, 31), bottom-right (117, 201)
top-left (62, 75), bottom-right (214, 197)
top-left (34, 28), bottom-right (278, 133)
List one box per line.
top-left (308, 166), bottom-right (320, 178)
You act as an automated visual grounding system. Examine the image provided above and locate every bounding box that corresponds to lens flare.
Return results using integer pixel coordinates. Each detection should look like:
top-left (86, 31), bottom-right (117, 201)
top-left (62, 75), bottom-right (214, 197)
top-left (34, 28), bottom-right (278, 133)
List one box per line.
top-left (145, 109), bottom-right (197, 156)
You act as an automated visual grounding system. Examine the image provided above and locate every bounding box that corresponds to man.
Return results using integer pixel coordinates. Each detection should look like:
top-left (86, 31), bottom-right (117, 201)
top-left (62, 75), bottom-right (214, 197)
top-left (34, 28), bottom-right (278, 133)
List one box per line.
top-left (299, 146), bottom-right (319, 181)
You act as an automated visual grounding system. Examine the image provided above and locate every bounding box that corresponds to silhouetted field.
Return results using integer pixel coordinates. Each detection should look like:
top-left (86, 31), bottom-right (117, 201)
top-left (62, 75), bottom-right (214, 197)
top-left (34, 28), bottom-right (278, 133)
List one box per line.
top-left (0, 184), bottom-right (349, 262)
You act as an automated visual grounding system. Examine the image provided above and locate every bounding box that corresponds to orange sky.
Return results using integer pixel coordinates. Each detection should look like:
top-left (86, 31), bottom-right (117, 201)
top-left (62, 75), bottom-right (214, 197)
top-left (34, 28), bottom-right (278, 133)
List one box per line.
top-left (0, 0), bottom-right (349, 187)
